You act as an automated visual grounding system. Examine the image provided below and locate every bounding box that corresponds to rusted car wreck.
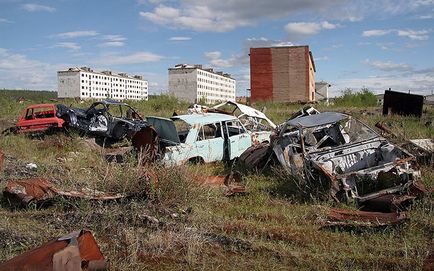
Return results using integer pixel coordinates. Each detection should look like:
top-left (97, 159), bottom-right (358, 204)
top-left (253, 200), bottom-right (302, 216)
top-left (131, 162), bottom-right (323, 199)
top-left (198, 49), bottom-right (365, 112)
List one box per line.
top-left (265, 111), bottom-right (420, 203)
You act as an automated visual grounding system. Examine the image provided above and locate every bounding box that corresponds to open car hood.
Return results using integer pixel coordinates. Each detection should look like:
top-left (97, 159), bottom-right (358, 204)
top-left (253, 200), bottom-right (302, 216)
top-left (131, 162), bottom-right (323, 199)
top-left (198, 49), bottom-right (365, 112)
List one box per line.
top-left (147, 116), bottom-right (180, 144)
top-left (213, 101), bottom-right (276, 129)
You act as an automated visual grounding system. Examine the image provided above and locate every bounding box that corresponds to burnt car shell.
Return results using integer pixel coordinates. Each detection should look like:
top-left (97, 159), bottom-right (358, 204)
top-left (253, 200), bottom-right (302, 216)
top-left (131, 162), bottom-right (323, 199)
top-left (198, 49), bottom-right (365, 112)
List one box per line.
top-left (272, 112), bottom-right (420, 203)
top-left (65, 100), bottom-right (148, 140)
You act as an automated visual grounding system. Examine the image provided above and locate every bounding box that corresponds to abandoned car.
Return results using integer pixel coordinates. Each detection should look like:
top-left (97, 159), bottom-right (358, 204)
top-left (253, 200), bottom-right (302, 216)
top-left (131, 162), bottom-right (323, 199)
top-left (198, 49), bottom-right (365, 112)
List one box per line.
top-left (134, 113), bottom-right (271, 165)
top-left (62, 100), bottom-right (148, 141)
top-left (269, 112), bottom-right (420, 203)
top-left (14, 104), bottom-right (66, 134)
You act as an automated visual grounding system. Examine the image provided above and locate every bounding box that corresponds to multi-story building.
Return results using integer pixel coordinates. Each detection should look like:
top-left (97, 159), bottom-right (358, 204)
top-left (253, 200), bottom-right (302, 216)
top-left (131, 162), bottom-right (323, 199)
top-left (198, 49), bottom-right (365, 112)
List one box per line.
top-left (250, 45), bottom-right (316, 103)
top-left (168, 64), bottom-right (236, 104)
top-left (57, 67), bottom-right (148, 101)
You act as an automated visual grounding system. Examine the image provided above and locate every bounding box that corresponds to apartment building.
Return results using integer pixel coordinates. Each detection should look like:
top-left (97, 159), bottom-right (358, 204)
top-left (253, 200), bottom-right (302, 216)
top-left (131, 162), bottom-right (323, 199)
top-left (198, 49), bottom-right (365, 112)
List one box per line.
top-left (58, 67), bottom-right (148, 101)
top-left (168, 64), bottom-right (236, 104)
top-left (250, 46), bottom-right (316, 103)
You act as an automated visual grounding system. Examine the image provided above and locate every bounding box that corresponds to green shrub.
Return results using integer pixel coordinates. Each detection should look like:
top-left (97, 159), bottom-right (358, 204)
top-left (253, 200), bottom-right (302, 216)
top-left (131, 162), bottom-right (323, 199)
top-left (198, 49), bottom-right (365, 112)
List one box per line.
top-left (334, 87), bottom-right (378, 107)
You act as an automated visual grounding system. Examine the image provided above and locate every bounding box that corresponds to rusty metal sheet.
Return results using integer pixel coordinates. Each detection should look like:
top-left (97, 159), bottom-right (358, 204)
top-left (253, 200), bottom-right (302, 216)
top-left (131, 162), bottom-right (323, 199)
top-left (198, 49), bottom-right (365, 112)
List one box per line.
top-left (322, 208), bottom-right (408, 228)
top-left (375, 121), bottom-right (396, 137)
top-left (360, 194), bottom-right (417, 213)
top-left (0, 230), bottom-right (107, 271)
top-left (3, 178), bottom-right (125, 207)
top-left (132, 126), bottom-right (160, 163)
top-left (197, 171), bottom-right (246, 196)
top-left (3, 178), bottom-right (57, 206)
top-left (403, 139), bottom-right (434, 166)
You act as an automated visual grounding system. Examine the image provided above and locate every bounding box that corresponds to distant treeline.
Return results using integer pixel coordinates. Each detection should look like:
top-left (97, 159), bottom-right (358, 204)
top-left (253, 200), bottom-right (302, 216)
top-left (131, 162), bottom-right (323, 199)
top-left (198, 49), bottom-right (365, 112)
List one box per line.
top-left (0, 89), bottom-right (57, 102)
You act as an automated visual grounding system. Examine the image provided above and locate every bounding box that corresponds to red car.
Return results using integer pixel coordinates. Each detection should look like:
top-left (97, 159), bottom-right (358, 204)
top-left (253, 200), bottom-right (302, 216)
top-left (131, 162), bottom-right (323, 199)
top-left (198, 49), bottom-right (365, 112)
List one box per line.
top-left (16, 104), bottom-right (65, 134)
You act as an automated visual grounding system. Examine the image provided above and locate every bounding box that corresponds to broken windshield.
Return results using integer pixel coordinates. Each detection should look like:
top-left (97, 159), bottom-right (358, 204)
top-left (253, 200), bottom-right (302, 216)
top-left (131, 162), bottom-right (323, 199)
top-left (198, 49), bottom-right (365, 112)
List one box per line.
top-left (302, 118), bottom-right (378, 150)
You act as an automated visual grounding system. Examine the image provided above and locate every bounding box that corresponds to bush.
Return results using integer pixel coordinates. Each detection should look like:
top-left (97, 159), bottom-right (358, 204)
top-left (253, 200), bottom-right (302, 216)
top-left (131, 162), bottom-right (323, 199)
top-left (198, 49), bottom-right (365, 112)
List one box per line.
top-left (334, 87), bottom-right (377, 107)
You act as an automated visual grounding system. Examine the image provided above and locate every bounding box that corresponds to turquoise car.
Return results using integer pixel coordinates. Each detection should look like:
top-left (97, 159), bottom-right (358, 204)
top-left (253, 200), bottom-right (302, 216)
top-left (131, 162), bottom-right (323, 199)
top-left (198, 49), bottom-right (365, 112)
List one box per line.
top-left (146, 113), bottom-right (271, 166)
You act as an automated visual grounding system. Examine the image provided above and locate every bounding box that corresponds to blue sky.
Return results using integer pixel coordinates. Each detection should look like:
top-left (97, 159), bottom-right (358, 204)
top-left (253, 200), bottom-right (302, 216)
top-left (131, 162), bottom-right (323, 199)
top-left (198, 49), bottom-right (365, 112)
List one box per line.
top-left (0, 0), bottom-right (433, 96)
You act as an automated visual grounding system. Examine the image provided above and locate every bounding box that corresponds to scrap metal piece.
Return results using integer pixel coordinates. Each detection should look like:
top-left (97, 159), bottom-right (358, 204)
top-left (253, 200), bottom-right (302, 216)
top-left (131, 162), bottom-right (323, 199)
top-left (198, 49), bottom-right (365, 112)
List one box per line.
top-left (197, 171), bottom-right (247, 196)
top-left (402, 139), bottom-right (434, 166)
top-left (322, 208), bottom-right (408, 229)
top-left (360, 194), bottom-right (417, 213)
top-left (0, 230), bottom-right (107, 271)
top-left (375, 121), bottom-right (397, 138)
top-left (3, 178), bottom-right (125, 207)
top-left (3, 178), bottom-right (57, 206)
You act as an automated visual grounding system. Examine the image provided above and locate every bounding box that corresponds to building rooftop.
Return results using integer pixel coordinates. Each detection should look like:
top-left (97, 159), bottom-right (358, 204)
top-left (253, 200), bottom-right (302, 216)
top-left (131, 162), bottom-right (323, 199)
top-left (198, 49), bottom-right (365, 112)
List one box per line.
top-left (169, 64), bottom-right (234, 80)
top-left (58, 67), bottom-right (146, 81)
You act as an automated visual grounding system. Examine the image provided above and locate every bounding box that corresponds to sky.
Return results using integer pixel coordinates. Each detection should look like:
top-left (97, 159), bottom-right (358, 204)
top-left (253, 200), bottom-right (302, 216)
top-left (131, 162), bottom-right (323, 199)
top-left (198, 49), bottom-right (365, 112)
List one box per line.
top-left (0, 0), bottom-right (434, 97)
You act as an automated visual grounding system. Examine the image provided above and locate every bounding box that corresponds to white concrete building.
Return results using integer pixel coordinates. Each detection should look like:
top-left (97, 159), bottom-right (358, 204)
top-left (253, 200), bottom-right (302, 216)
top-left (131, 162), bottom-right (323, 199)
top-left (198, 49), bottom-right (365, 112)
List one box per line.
top-left (58, 67), bottom-right (148, 101)
top-left (168, 64), bottom-right (236, 104)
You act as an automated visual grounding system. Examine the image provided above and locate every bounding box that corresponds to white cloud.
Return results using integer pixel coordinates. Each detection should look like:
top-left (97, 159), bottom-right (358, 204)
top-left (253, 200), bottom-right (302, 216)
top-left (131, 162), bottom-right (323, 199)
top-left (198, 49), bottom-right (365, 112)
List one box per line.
top-left (55, 31), bottom-right (99, 39)
top-left (98, 35), bottom-right (126, 47)
top-left (363, 59), bottom-right (412, 72)
top-left (204, 51), bottom-right (240, 68)
top-left (91, 52), bottom-right (164, 65)
top-left (284, 21), bottom-right (339, 39)
top-left (140, 1), bottom-right (345, 32)
top-left (53, 42), bottom-right (80, 51)
top-left (332, 73), bottom-right (434, 96)
top-left (169, 36), bottom-right (191, 41)
top-left (314, 56), bottom-right (329, 61)
top-left (0, 18), bottom-right (14, 23)
top-left (416, 14), bottom-right (434, 19)
top-left (21, 3), bottom-right (56, 12)
top-left (203, 37), bottom-right (294, 69)
top-left (245, 37), bottom-right (294, 48)
top-left (362, 28), bottom-right (430, 40)
top-left (397, 29), bottom-right (429, 40)
top-left (0, 48), bottom-right (65, 90)
top-left (362, 29), bottom-right (393, 37)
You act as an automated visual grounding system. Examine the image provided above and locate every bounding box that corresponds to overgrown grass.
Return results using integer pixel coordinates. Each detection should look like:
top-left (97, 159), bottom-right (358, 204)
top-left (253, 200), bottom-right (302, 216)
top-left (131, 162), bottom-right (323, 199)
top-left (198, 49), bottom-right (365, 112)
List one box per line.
top-left (0, 90), bottom-right (433, 270)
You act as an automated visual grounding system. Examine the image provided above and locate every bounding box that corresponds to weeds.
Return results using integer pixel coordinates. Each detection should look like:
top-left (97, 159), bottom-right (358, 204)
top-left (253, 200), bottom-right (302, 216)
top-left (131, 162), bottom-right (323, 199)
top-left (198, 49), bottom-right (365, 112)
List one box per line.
top-left (0, 90), bottom-right (432, 270)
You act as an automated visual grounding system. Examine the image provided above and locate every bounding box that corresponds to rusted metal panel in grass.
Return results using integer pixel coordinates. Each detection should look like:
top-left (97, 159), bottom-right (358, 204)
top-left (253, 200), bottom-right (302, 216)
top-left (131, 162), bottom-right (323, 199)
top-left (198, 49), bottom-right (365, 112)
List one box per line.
top-left (322, 208), bottom-right (408, 228)
top-left (3, 178), bottom-right (125, 207)
top-left (0, 230), bottom-right (107, 271)
top-left (197, 171), bottom-right (247, 196)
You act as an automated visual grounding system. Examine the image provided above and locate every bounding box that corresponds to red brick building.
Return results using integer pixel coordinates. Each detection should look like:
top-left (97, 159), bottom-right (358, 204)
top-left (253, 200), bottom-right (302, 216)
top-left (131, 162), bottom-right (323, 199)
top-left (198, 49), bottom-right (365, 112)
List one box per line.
top-left (250, 46), bottom-right (316, 103)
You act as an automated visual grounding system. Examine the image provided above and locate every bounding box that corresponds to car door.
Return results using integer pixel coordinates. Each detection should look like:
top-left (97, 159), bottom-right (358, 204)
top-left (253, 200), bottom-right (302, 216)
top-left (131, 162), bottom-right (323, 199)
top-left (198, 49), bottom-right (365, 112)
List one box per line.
top-left (195, 122), bottom-right (224, 162)
top-left (225, 120), bottom-right (251, 160)
top-left (18, 105), bottom-right (60, 132)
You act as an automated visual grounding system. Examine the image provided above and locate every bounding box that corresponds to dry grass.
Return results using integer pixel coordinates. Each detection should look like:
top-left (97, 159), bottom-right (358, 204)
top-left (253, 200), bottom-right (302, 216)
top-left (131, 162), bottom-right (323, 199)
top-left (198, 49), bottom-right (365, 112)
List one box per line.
top-left (0, 93), bottom-right (433, 270)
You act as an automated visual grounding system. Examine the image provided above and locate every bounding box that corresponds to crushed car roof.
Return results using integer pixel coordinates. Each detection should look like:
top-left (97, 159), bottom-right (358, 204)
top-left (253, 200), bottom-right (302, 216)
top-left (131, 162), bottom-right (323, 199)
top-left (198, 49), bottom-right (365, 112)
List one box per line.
top-left (173, 113), bottom-right (237, 125)
top-left (286, 112), bottom-right (348, 128)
